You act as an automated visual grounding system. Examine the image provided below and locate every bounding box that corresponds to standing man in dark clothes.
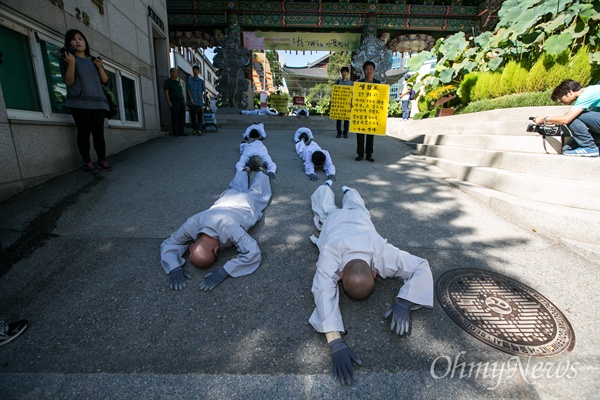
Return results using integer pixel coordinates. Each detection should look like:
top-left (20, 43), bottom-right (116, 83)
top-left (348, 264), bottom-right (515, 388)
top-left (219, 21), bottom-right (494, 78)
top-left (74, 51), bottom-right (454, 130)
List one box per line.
top-left (164, 68), bottom-right (187, 137)
top-left (355, 61), bottom-right (380, 162)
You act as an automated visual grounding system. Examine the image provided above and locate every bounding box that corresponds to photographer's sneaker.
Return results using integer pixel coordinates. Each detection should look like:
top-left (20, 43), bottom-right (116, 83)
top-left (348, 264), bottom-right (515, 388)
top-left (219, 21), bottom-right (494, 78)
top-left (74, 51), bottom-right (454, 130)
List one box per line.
top-left (563, 147), bottom-right (599, 157)
top-left (0, 319), bottom-right (28, 346)
top-left (95, 160), bottom-right (112, 171)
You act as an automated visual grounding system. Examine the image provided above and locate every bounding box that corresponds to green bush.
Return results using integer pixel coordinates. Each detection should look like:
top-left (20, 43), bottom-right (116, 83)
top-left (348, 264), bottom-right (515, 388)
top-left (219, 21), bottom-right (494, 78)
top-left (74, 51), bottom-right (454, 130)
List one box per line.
top-left (388, 99), bottom-right (402, 117)
top-left (472, 72), bottom-right (491, 101)
top-left (413, 111), bottom-right (428, 120)
top-left (417, 94), bottom-right (429, 112)
top-left (314, 96), bottom-right (330, 116)
top-left (512, 61), bottom-right (530, 93)
top-left (545, 52), bottom-right (570, 89)
top-left (570, 46), bottom-right (593, 87)
top-left (458, 90), bottom-right (555, 114)
top-left (525, 57), bottom-right (548, 92)
top-left (499, 61), bottom-right (518, 97)
top-left (457, 72), bottom-right (477, 105)
top-left (488, 72), bottom-right (503, 98)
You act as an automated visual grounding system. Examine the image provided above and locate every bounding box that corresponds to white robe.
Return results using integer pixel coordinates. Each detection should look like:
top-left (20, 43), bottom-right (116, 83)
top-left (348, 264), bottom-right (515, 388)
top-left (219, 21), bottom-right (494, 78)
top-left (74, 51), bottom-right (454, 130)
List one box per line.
top-left (293, 127), bottom-right (313, 143)
top-left (160, 171), bottom-right (271, 277)
top-left (294, 108), bottom-right (309, 116)
top-left (308, 184), bottom-right (434, 333)
top-left (242, 123), bottom-right (267, 141)
top-left (236, 140), bottom-right (277, 174)
top-left (241, 108), bottom-right (278, 115)
top-left (295, 141), bottom-right (336, 177)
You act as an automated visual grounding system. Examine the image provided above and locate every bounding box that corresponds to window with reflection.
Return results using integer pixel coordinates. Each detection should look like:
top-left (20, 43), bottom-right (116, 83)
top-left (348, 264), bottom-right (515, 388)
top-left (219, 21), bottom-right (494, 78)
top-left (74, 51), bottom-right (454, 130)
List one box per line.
top-left (0, 25), bottom-right (40, 111)
top-left (40, 40), bottom-right (69, 114)
top-left (105, 70), bottom-right (120, 120)
top-left (120, 75), bottom-right (138, 122)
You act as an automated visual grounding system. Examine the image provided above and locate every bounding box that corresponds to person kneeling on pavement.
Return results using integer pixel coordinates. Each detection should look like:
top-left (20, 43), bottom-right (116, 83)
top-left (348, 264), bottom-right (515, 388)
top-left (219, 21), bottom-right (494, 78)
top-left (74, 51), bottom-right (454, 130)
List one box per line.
top-left (160, 166), bottom-right (272, 292)
top-left (533, 79), bottom-right (599, 157)
top-left (308, 180), bottom-right (434, 385)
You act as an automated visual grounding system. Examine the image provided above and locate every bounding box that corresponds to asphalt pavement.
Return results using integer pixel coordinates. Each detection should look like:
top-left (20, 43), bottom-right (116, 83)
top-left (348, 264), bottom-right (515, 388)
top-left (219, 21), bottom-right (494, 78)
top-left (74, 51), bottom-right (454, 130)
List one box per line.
top-left (0, 118), bottom-right (598, 399)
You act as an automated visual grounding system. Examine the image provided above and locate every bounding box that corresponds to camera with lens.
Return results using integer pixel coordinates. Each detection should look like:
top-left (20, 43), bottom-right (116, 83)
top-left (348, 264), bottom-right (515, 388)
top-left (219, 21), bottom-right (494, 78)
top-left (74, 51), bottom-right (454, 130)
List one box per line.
top-left (60, 45), bottom-right (77, 56)
top-left (526, 116), bottom-right (566, 137)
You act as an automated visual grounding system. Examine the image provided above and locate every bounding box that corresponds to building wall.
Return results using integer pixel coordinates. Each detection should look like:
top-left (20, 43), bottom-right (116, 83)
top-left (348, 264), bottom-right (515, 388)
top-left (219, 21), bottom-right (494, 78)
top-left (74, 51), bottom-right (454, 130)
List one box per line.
top-left (0, 0), bottom-right (170, 202)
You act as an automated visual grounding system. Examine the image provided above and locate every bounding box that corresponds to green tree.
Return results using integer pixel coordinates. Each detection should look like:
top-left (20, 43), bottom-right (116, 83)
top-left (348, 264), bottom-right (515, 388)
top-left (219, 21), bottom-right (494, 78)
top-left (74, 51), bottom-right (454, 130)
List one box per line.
top-left (326, 51), bottom-right (352, 83)
top-left (266, 50), bottom-right (284, 89)
top-left (306, 83), bottom-right (331, 105)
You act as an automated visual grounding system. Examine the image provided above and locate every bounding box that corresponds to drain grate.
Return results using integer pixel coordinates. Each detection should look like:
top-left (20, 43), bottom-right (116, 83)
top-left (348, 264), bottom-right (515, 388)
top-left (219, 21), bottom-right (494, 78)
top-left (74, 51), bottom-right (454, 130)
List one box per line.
top-left (436, 268), bottom-right (575, 357)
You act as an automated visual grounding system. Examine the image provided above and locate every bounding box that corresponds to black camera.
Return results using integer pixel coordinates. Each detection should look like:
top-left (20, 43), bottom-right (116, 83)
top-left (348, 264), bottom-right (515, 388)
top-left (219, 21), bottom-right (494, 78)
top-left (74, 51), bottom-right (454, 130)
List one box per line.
top-left (60, 45), bottom-right (77, 56)
top-left (526, 117), bottom-right (568, 137)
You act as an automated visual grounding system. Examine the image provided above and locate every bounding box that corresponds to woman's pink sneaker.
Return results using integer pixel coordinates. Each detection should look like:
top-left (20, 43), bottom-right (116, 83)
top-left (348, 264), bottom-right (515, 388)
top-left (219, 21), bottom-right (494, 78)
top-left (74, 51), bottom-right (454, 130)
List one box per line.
top-left (83, 162), bottom-right (98, 173)
top-left (96, 160), bottom-right (112, 171)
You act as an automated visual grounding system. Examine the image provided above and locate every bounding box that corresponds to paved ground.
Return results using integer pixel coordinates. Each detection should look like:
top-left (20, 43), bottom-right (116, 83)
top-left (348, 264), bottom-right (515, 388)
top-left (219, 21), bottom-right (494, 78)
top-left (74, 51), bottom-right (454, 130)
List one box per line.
top-left (0, 118), bottom-right (598, 399)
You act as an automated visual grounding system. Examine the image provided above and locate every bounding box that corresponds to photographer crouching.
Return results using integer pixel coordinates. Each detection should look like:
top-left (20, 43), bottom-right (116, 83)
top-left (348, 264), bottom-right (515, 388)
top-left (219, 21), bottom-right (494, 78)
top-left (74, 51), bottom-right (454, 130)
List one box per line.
top-left (532, 79), bottom-right (599, 157)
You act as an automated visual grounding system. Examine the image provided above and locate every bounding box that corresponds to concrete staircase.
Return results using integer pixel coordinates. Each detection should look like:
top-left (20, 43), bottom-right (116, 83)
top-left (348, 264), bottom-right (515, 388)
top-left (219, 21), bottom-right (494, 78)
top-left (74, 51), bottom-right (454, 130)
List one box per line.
top-left (386, 106), bottom-right (600, 260)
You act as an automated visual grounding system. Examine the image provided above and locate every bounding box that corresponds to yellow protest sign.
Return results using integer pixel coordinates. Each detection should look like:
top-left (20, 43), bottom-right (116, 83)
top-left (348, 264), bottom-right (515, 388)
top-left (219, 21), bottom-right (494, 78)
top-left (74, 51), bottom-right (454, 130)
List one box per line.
top-left (350, 82), bottom-right (389, 135)
top-left (329, 85), bottom-right (354, 121)
top-left (269, 94), bottom-right (289, 114)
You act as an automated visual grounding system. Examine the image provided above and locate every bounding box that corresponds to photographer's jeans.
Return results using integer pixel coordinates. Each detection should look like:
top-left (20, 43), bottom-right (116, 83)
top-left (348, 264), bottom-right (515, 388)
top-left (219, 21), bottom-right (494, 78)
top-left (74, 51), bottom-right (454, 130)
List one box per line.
top-left (569, 111), bottom-right (600, 148)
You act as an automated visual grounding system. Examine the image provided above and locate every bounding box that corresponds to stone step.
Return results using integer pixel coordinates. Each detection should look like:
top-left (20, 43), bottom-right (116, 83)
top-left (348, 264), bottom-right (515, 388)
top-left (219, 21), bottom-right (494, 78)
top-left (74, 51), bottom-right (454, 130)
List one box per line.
top-left (387, 105), bottom-right (569, 134)
top-left (415, 155), bottom-right (599, 211)
top-left (411, 143), bottom-right (600, 182)
top-left (418, 134), bottom-right (560, 154)
top-left (445, 178), bottom-right (600, 245)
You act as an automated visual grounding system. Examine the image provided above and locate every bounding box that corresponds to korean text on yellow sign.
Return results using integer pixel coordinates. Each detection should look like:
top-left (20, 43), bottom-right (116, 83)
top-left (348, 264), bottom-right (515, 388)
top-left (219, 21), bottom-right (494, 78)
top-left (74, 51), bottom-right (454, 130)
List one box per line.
top-left (350, 82), bottom-right (389, 136)
top-left (269, 94), bottom-right (288, 114)
top-left (329, 85), bottom-right (354, 121)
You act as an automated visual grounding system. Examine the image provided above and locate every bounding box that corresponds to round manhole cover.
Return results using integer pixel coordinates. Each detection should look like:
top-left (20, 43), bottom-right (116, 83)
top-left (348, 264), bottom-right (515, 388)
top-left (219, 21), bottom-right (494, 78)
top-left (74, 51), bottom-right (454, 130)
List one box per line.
top-left (436, 268), bottom-right (575, 357)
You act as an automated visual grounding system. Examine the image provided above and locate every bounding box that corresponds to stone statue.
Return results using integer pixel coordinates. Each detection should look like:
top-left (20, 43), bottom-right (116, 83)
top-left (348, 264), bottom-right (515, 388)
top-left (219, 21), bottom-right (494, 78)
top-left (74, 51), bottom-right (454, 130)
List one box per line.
top-left (351, 35), bottom-right (392, 83)
top-left (213, 31), bottom-right (250, 109)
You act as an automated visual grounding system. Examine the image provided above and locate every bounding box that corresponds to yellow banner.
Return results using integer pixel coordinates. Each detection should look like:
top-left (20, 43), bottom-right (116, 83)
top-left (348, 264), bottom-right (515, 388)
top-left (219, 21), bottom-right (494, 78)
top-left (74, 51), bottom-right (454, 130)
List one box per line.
top-left (243, 31), bottom-right (361, 51)
top-left (350, 83), bottom-right (389, 136)
top-left (329, 85), bottom-right (354, 121)
top-left (269, 94), bottom-right (289, 114)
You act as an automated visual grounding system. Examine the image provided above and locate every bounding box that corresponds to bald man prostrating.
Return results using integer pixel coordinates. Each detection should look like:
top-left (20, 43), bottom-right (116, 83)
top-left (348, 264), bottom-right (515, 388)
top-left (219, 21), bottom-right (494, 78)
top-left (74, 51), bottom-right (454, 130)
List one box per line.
top-left (309, 180), bottom-right (434, 385)
top-left (160, 167), bottom-right (271, 291)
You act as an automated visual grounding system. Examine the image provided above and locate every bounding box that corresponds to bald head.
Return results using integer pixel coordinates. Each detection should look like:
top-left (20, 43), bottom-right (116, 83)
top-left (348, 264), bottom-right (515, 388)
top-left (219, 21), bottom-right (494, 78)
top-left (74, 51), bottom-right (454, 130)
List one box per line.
top-left (341, 259), bottom-right (375, 300)
top-left (189, 234), bottom-right (219, 269)
top-left (247, 155), bottom-right (264, 171)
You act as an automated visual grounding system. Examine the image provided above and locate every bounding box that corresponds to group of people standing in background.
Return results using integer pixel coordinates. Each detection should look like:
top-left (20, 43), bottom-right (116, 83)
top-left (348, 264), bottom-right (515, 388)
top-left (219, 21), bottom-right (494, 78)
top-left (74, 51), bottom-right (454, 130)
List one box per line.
top-left (335, 61), bottom-right (391, 163)
top-left (163, 65), bottom-right (206, 137)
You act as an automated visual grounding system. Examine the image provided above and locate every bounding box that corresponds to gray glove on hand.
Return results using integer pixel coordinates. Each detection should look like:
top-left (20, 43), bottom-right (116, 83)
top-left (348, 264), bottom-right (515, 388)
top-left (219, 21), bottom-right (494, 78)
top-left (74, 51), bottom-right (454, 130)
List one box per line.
top-left (169, 267), bottom-right (191, 290)
top-left (384, 298), bottom-right (414, 335)
top-left (328, 338), bottom-right (362, 385)
top-left (199, 266), bottom-right (229, 291)
top-left (267, 172), bottom-right (276, 180)
top-left (308, 173), bottom-right (319, 181)
top-left (327, 174), bottom-right (336, 181)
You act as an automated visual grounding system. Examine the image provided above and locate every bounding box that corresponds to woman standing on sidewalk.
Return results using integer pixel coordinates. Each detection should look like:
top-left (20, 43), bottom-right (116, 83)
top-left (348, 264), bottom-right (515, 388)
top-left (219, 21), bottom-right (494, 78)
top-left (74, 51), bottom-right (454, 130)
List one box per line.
top-left (60, 29), bottom-right (112, 173)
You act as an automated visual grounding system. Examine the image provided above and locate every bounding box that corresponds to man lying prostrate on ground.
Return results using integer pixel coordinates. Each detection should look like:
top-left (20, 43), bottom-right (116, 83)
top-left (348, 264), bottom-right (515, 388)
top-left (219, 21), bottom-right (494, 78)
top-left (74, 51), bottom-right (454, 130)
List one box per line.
top-left (241, 107), bottom-right (279, 116)
top-left (237, 128), bottom-right (277, 180)
top-left (294, 108), bottom-right (309, 117)
top-left (308, 181), bottom-right (434, 386)
top-left (294, 127), bottom-right (336, 182)
top-left (242, 122), bottom-right (267, 141)
top-left (160, 165), bottom-right (272, 292)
